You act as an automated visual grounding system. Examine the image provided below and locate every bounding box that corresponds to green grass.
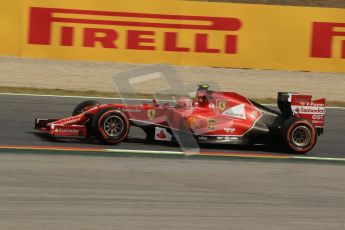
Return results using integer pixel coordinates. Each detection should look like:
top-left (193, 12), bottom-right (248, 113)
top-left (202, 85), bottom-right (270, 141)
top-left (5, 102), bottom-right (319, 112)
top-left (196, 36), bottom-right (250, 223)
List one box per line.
top-left (1, 86), bottom-right (344, 107)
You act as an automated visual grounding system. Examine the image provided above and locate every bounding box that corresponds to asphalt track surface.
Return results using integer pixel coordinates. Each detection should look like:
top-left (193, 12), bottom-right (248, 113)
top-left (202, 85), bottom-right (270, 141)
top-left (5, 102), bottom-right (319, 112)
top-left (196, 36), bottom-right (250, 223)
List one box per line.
top-left (0, 154), bottom-right (344, 230)
top-left (0, 94), bottom-right (344, 158)
top-left (0, 94), bottom-right (345, 230)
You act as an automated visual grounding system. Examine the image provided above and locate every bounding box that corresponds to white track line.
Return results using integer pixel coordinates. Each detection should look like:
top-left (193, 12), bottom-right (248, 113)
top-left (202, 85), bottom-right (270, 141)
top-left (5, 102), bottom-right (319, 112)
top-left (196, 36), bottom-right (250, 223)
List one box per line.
top-left (292, 156), bottom-right (345, 162)
top-left (1, 92), bottom-right (344, 109)
top-left (1, 145), bottom-right (344, 162)
top-left (106, 149), bottom-right (345, 162)
top-left (0, 92), bottom-right (151, 101)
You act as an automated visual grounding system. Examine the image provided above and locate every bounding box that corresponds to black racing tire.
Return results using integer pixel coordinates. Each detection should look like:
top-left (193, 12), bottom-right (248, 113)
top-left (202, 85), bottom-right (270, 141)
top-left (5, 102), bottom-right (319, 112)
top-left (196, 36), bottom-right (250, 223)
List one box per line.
top-left (91, 108), bottom-right (129, 145)
top-left (282, 117), bottom-right (317, 154)
top-left (72, 100), bottom-right (100, 116)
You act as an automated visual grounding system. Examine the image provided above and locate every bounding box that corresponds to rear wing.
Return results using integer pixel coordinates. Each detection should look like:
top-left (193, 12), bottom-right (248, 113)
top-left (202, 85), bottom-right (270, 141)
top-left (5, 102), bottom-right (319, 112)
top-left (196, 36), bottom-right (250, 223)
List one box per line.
top-left (278, 92), bottom-right (325, 133)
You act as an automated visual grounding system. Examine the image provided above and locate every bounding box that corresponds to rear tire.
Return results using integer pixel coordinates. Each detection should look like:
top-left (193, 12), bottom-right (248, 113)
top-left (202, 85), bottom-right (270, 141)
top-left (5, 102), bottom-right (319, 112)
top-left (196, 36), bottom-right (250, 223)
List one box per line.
top-left (92, 108), bottom-right (129, 144)
top-left (282, 118), bottom-right (317, 154)
top-left (72, 100), bottom-right (100, 116)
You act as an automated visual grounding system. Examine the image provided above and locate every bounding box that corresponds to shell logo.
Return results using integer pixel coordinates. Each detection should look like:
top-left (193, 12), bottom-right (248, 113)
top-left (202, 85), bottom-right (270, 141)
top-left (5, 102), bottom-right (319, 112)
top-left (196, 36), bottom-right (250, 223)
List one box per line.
top-left (186, 116), bottom-right (200, 129)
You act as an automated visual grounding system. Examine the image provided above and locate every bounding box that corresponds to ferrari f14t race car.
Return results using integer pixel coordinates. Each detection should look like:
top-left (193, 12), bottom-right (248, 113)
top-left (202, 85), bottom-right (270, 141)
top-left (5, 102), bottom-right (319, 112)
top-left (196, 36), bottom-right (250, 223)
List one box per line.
top-left (35, 84), bottom-right (325, 153)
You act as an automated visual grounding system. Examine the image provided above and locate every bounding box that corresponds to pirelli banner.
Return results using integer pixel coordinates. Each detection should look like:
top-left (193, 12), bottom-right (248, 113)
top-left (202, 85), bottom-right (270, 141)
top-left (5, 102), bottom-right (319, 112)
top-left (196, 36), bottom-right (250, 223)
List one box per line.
top-left (1, 0), bottom-right (345, 73)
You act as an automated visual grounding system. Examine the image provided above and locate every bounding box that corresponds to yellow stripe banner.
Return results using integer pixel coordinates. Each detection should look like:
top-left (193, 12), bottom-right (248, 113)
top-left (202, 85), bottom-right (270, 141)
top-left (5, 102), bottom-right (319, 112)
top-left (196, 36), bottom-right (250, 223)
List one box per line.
top-left (0, 0), bottom-right (345, 72)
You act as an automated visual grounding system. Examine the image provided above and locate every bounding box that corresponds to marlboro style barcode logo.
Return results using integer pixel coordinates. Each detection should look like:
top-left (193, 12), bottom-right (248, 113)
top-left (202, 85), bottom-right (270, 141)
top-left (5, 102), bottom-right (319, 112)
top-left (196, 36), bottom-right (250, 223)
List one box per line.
top-left (28, 7), bottom-right (242, 54)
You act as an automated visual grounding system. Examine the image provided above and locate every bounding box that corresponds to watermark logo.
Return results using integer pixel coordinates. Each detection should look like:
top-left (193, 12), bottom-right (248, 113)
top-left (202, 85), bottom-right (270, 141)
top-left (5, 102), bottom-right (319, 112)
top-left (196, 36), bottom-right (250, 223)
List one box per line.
top-left (112, 64), bottom-right (224, 153)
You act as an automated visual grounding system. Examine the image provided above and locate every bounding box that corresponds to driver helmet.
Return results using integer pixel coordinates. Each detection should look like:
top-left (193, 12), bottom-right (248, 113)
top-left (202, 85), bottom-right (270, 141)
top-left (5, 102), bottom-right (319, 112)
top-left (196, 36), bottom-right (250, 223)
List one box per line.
top-left (196, 83), bottom-right (210, 105)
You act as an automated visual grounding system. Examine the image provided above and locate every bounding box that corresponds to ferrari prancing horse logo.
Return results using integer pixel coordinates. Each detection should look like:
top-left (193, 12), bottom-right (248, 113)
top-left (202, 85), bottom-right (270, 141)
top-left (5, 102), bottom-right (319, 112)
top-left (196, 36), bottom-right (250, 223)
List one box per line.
top-left (147, 109), bottom-right (156, 120)
top-left (217, 100), bottom-right (227, 112)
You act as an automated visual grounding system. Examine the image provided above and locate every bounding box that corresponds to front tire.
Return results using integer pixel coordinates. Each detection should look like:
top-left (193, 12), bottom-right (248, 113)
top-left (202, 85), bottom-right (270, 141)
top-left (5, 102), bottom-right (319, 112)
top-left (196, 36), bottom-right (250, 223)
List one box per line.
top-left (92, 108), bottom-right (129, 144)
top-left (72, 100), bottom-right (100, 116)
top-left (282, 118), bottom-right (317, 154)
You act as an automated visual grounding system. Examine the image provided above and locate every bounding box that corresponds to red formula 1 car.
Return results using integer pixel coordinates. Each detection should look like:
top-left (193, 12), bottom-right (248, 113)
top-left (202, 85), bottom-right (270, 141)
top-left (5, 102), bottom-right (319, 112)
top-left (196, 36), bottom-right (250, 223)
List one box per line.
top-left (35, 84), bottom-right (325, 153)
